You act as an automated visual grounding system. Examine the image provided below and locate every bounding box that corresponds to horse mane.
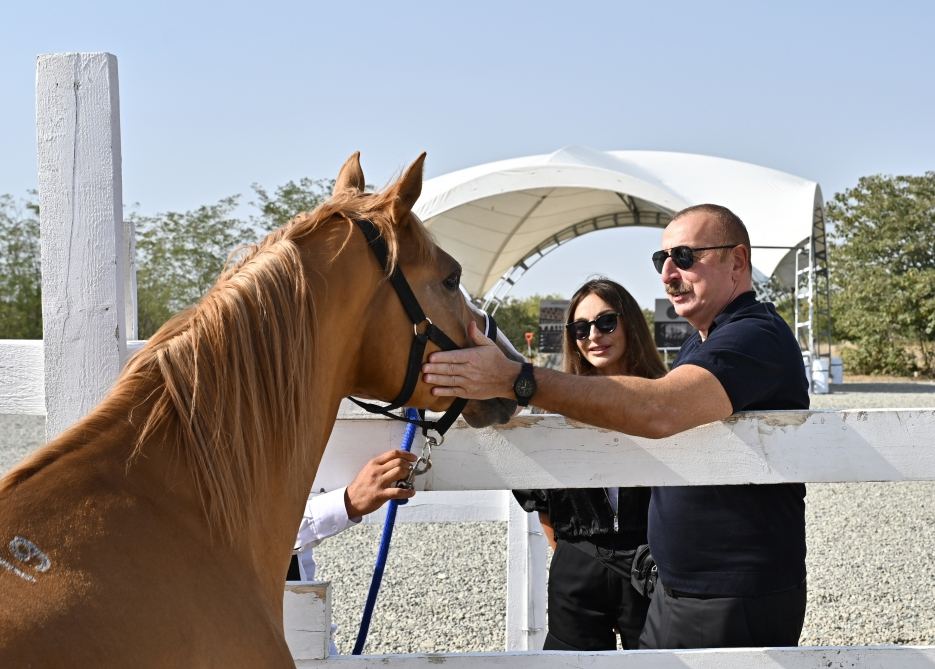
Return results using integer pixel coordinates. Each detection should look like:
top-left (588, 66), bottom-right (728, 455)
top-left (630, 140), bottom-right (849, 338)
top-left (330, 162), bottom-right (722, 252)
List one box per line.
top-left (1, 184), bottom-right (436, 541)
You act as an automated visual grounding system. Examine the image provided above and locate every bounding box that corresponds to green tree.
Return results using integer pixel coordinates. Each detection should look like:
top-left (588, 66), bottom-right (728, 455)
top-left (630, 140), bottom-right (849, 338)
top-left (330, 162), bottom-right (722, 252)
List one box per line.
top-left (0, 176), bottom-right (338, 340)
top-left (827, 172), bottom-right (935, 376)
top-left (132, 196), bottom-right (256, 337)
top-left (133, 176), bottom-right (338, 337)
top-left (642, 307), bottom-right (654, 332)
top-left (0, 193), bottom-right (41, 339)
top-left (756, 276), bottom-right (798, 331)
top-left (493, 294), bottom-right (553, 353)
top-left (251, 177), bottom-right (333, 233)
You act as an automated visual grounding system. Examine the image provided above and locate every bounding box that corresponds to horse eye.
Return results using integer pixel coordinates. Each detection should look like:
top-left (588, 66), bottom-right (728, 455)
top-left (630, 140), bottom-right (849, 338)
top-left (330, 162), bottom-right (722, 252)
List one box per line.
top-left (443, 271), bottom-right (461, 291)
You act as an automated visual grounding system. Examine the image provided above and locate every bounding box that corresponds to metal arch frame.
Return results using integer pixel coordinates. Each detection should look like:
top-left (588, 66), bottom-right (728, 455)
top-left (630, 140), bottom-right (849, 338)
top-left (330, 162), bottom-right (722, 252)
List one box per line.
top-left (794, 202), bottom-right (833, 391)
top-left (480, 210), bottom-right (672, 312)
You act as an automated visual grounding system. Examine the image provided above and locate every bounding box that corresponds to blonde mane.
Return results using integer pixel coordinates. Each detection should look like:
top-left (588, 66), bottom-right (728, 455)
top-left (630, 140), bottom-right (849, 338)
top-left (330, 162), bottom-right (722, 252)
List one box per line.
top-left (2, 185), bottom-right (435, 540)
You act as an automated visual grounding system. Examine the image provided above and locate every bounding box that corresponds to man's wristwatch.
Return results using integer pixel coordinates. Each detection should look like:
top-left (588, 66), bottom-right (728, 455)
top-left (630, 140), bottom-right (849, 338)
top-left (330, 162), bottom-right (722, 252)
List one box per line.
top-left (512, 362), bottom-right (537, 407)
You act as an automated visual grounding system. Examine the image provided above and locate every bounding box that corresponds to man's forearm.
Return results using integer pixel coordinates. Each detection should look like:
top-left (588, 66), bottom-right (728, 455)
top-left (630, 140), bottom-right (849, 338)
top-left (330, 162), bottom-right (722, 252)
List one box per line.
top-left (530, 365), bottom-right (732, 439)
top-left (422, 328), bottom-right (732, 436)
top-left (530, 368), bottom-right (669, 437)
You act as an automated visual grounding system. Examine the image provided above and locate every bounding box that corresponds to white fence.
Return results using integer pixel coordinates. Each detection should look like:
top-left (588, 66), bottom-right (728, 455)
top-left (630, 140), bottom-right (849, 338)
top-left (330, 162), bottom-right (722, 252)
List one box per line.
top-left (1, 52), bottom-right (934, 668)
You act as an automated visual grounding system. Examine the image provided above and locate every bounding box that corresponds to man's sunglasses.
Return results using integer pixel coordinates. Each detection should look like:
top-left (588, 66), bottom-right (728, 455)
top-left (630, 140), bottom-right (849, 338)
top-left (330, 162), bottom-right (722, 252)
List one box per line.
top-left (565, 312), bottom-right (620, 341)
top-left (651, 244), bottom-right (739, 273)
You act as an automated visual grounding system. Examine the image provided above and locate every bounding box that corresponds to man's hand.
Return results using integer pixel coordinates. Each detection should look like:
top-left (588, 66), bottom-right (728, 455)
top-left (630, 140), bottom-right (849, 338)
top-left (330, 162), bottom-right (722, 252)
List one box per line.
top-left (344, 449), bottom-right (418, 519)
top-left (422, 320), bottom-right (521, 400)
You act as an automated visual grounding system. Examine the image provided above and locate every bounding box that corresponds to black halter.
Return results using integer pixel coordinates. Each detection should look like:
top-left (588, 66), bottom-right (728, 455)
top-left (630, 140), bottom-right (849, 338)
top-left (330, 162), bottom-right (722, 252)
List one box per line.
top-left (347, 219), bottom-right (497, 436)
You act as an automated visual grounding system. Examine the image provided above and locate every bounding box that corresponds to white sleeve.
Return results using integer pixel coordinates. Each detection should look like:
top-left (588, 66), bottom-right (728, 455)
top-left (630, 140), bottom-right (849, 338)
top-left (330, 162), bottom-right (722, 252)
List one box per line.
top-left (294, 487), bottom-right (360, 551)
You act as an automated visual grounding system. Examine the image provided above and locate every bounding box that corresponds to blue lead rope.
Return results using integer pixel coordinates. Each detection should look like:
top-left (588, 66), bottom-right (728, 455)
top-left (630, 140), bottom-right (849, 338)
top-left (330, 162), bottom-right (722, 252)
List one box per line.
top-left (351, 408), bottom-right (420, 655)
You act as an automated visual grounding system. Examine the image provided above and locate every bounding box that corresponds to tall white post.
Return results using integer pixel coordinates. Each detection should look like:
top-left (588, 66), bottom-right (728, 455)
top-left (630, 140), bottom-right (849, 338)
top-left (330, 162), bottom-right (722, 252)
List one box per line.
top-left (35, 53), bottom-right (129, 439)
top-left (506, 498), bottom-right (547, 651)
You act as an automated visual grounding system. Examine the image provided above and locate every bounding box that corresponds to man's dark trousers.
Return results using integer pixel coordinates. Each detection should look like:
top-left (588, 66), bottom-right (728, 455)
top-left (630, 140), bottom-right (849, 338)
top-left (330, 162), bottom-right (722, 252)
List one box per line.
top-left (639, 581), bottom-right (806, 649)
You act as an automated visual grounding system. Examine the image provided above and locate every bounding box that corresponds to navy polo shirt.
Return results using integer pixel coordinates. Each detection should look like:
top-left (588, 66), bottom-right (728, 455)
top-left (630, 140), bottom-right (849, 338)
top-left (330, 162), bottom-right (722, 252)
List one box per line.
top-left (647, 291), bottom-right (809, 597)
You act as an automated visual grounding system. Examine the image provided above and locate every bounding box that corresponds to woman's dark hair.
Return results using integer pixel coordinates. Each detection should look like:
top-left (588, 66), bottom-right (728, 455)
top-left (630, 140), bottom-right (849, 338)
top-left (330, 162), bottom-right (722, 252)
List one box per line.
top-left (562, 277), bottom-right (667, 379)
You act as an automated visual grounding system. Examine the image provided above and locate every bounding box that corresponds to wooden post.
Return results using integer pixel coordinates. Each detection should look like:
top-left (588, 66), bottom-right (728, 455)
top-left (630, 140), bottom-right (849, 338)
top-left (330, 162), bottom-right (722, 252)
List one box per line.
top-left (35, 53), bottom-right (129, 439)
top-left (284, 581), bottom-right (332, 661)
top-left (506, 497), bottom-right (546, 651)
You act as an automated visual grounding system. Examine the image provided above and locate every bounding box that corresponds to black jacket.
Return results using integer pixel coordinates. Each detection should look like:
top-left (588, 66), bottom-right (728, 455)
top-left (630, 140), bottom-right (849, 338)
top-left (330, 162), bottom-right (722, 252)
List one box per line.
top-left (512, 487), bottom-right (649, 548)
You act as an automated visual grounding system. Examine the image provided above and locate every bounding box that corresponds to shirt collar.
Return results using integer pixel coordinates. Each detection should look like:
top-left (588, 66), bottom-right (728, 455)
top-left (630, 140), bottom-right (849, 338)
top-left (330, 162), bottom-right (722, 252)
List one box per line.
top-left (708, 290), bottom-right (757, 335)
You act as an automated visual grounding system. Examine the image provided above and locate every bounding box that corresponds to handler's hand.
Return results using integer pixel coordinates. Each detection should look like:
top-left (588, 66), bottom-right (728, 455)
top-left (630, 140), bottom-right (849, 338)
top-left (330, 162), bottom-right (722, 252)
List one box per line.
top-left (344, 449), bottom-right (418, 519)
top-left (422, 320), bottom-right (521, 400)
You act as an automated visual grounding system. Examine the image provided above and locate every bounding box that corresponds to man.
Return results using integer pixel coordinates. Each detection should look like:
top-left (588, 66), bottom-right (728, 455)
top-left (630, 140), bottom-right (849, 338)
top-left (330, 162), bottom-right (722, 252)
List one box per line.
top-left (422, 204), bottom-right (809, 649)
top-left (288, 449), bottom-right (417, 581)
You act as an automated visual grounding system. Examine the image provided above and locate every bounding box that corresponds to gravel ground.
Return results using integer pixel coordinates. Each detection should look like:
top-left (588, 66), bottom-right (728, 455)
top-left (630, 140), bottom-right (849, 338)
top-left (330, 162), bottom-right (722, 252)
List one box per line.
top-left (315, 379), bottom-right (935, 653)
top-left (801, 380), bottom-right (935, 646)
top-left (0, 413), bottom-right (44, 474)
top-left (3, 380), bottom-right (934, 651)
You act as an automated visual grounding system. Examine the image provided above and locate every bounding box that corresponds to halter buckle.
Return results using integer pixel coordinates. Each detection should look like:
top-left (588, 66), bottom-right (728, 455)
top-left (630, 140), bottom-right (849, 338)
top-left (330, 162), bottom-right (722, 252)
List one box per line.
top-left (422, 431), bottom-right (444, 448)
top-left (413, 317), bottom-right (433, 341)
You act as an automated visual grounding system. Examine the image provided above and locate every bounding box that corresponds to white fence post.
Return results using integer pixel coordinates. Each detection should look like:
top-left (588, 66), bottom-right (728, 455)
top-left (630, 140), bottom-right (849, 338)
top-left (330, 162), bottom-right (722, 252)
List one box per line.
top-left (35, 53), bottom-right (129, 439)
top-left (505, 496), bottom-right (547, 651)
top-left (285, 582), bottom-right (332, 662)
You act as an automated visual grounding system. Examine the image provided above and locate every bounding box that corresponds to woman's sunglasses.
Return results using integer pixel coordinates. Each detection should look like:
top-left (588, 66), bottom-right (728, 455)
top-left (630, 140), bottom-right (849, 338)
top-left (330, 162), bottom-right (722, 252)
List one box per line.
top-left (651, 244), bottom-right (739, 273)
top-left (566, 312), bottom-right (620, 340)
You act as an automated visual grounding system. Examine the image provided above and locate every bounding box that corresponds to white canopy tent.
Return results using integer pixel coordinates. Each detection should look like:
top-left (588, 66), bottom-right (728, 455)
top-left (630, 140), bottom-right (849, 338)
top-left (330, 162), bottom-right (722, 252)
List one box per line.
top-left (415, 146), bottom-right (830, 361)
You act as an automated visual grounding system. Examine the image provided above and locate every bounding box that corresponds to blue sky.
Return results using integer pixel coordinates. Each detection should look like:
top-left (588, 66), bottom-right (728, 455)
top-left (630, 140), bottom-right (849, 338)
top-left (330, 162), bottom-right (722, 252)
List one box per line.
top-left (2, 1), bottom-right (933, 308)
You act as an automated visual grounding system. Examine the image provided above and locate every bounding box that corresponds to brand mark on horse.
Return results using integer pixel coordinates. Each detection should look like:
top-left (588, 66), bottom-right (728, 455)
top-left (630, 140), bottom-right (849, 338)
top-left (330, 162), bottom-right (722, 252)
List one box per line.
top-left (0, 536), bottom-right (51, 583)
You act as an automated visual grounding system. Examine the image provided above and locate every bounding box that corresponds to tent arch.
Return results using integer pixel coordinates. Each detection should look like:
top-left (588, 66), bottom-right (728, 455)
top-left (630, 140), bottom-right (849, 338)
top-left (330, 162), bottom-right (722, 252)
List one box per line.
top-left (415, 146), bottom-right (832, 370)
top-left (481, 208), bottom-right (676, 309)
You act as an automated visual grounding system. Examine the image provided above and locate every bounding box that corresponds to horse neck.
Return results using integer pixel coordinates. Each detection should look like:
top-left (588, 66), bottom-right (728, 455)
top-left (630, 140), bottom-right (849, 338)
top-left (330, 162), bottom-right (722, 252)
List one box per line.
top-left (182, 221), bottom-right (387, 596)
top-left (230, 222), bottom-right (387, 596)
top-left (208, 221), bottom-right (388, 587)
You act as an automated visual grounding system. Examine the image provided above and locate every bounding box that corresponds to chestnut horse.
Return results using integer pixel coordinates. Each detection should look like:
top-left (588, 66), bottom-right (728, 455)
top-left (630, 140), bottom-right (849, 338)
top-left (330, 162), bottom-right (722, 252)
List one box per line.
top-left (0, 153), bottom-right (517, 666)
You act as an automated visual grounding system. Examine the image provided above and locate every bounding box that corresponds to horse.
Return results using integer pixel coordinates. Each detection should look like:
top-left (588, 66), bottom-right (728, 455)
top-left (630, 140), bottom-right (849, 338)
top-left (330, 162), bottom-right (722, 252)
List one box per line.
top-left (0, 153), bottom-right (519, 667)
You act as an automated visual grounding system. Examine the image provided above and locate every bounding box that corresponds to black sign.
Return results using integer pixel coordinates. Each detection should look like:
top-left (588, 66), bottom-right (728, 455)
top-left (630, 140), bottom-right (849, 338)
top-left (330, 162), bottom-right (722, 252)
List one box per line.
top-left (538, 324), bottom-right (565, 353)
top-left (539, 300), bottom-right (569, 354)
top-left (653, 298), bottom-right (693, 349)
top-left (654, 321), bottom-right (694, 348)
top-left (654, 299), bottom-right (683, 323)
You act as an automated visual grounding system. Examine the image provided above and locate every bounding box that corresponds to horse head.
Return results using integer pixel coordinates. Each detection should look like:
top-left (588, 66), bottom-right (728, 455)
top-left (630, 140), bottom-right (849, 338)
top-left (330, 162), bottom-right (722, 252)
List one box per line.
top-left (334, 152), bottom-right (520, 428)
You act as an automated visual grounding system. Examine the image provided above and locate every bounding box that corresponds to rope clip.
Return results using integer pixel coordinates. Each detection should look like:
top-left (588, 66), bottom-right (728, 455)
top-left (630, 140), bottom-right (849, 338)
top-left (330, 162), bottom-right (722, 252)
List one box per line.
top-left (395, 434), bottom-right (439, 490)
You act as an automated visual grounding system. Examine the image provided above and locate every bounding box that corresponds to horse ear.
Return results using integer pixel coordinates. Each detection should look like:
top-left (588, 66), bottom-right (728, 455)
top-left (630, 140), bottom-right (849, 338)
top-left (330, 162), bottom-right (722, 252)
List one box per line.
top-left (333, 151), bottom-right (365, 194)
top-left (390, 152), bottom-right (426, 223)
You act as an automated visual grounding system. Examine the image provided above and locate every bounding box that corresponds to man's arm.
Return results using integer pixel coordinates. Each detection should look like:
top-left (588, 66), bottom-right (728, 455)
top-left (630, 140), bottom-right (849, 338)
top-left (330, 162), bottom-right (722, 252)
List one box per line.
top-left (343, 449), bottom-right (418, 518)
top-left (295, 449), bottom-right (417, 550)
top-left (422, 321), bottom-right (732, 438)
top-left (296, 487), bottom-right (355, 551)
top-left (529, 364), bottom-right (731, 438)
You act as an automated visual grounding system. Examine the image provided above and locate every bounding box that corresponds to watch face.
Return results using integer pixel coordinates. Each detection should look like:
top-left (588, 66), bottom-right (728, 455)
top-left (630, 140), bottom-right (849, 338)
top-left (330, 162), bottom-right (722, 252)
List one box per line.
top-left (515, 378), bottom-right (535, 398)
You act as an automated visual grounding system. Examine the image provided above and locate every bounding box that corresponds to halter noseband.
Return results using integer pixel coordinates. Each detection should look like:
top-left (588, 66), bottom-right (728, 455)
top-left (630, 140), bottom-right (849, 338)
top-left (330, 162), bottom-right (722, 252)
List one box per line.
top-left (347, 219), bottom-right (498, 436)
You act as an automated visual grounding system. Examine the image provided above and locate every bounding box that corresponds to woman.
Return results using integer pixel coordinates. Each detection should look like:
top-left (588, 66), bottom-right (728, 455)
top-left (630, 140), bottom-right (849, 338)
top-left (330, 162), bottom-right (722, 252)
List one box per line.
top-left (514, 277), bottom-right (667, 650)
